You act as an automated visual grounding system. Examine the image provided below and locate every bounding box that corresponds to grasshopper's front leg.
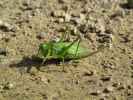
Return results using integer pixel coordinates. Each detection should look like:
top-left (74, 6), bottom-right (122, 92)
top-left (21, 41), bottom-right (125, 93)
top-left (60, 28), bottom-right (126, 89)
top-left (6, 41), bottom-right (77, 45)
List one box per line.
top-left (58, 37), bottom-right (80, 72)
top-left (41, 42), bottom-right (53, 65)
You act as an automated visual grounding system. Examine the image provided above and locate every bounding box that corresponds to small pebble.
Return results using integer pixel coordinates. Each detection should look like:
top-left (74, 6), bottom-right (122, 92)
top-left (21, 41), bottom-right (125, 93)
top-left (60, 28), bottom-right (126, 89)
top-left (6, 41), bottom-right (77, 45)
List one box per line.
top-left (51, 93), bottom-right (59, 100)
top-left (131, 72), bottom-right (133, 78)
top-left (70, 17), bottom-right (81, 25)
top-left (100, 76), bottom-right (111, 82)
top-left (4, 37), bottom-right (10, 42)
top-left (117, 85), bottom-right (126, 90)
top-left (127, 96), bottom-right (133, 100)
top-left (4, 82), bottom-right (14, 90)
top-left (58, 0), bottom-right (64, 3)
top-left (40, 76), bottom-right (50, 84)
top-left (0, 48), bottom-right (7, 56)
top-left (29, 67), bottom-right (38, 75)
top-left (103, 86), bottom-right (114, 93)
top-left (58, 18), bottom-right (64, 23)
top-left (37, 32), bottom-right (47, 39)
top-left (0, 33), bottom-right (3, 39)
top-left (90, 90), bottom-right (101, 96)
top-left (101, 60), bottom-right (116, 69)
top-left (51, 10), bottom-right (65, 17)
top-left (0, 20), bottom-right (15, 32)
top-left (41, 94), bottom-right (48, 99)
top-left (65, 13), bottom-right (71, 22)
top-left (79, 24), bottom-right (88, 33)
top-left (80, 13), bottom-right (86, 23)
top-left (0, 85), bottom-right (4, 92)
top-left (83, 70), bottom-right (94, 76)
top-left (96, 19), bottom-right (106, 33)
top-left (99, 98), bottom-right (105, 100)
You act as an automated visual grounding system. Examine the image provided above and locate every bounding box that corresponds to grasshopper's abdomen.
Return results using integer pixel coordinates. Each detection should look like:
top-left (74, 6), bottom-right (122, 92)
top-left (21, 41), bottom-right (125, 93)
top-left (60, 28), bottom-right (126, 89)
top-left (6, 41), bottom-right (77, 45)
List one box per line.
top-left (53, 42), bottom-right (89, 59)
top-left (66, 43), bottom-right (89, 59)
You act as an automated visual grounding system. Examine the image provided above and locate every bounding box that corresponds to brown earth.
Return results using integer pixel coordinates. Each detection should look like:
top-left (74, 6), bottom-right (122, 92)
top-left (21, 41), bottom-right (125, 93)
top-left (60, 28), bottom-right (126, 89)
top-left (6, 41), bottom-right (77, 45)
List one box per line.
top-left (0, 0), bottom-right (133, 100)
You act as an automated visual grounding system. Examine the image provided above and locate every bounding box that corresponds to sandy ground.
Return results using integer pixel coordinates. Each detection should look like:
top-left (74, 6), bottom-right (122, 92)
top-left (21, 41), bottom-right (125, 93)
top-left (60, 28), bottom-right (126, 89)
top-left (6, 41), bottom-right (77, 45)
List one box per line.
top-left (0, 0), bottom-right (133, 100)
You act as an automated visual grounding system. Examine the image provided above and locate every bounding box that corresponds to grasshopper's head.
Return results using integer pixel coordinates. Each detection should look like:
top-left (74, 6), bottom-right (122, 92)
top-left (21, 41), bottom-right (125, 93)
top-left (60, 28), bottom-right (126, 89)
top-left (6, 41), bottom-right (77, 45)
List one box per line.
top-left (39, 43), bottom-right (45, 50)
top-left (38, 43), bottom-right (49, 57)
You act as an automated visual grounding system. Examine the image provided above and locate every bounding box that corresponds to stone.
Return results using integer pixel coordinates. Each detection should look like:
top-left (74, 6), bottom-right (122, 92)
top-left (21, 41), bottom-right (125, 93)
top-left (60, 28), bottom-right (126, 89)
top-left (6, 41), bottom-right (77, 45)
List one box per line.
top-left (83, 70), bottom-right (94, 76)
top-left (51, 10), bottom-right (65, 17)
top-left (90, 90), bottom-right (101, 96)
top-left (4, 82), bottom-right (14, 90)
top-left (29, 67), bottom-right (38, 76)
top-left (0, 48), bottom-right (7, 56)
top-left (103, 86), bottom-right (114, 93)
top-left (100, 76), bottom-right (111, 82)
top-left (65, 13), bottom-right (71, 22)
top-left (37, 32), bottom-right (47, 39)
top-left (0, 20), bottom-right (15, 32)
top-left (80, 13), bottom-right (86, 23)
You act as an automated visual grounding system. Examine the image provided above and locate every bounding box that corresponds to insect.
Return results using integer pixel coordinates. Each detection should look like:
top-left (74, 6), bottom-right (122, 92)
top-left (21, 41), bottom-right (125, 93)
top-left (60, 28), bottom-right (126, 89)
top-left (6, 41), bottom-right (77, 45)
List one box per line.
top-left (37, 29), bottom-right (104, 64)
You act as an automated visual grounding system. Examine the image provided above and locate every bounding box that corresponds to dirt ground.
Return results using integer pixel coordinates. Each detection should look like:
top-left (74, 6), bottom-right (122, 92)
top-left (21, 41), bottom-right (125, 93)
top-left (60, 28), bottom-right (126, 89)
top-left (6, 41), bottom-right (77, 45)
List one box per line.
top-left (0, 0), bottom-right (133, 100)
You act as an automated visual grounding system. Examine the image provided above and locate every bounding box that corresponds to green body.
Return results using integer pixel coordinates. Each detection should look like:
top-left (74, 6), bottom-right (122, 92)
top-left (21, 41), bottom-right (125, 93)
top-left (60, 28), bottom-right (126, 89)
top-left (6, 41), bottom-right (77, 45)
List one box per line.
top-left (38, 42), bottom-right (89, 60)
top-left (37, 30), bottom-right (104, 63)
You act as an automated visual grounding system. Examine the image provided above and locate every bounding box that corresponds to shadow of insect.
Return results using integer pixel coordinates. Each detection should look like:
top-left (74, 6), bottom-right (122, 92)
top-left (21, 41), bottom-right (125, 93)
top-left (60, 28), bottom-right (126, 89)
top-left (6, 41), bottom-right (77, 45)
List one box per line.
top-left (9, 55), bottom-right (71, 73)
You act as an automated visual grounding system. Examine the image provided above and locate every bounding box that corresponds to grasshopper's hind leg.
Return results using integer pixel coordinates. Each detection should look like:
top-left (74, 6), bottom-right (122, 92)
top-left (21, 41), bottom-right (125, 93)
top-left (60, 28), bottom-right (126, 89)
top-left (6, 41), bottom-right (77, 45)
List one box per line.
top-left (60, 37), bottom-right (81, 72)
top-left (41, 58), bottom-right (47, 65)
top-left (60, 36), bottom-right (81, 57)
top-left (75, 37), bottom-right (81, 57)
top-left (41, 42), bottom-right (53, 65)
top-left (37, 47), bottom-right (47, 65)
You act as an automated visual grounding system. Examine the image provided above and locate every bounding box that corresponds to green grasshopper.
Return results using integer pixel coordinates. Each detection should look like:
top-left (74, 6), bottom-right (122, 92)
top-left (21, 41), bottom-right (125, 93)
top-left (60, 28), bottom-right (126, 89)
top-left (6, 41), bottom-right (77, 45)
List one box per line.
top-left (37, 30), bottom-right (104, 64)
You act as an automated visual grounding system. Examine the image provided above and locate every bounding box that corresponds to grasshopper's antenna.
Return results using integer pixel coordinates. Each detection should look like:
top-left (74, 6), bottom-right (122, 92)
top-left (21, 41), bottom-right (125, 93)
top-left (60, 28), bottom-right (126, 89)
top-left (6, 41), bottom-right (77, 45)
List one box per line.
top-left (87, 45), bottom-right (106, 57)
top-left (59, 26), bottom-right (71, 42)
top-left (75, 32), bottom-right (82, 56)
